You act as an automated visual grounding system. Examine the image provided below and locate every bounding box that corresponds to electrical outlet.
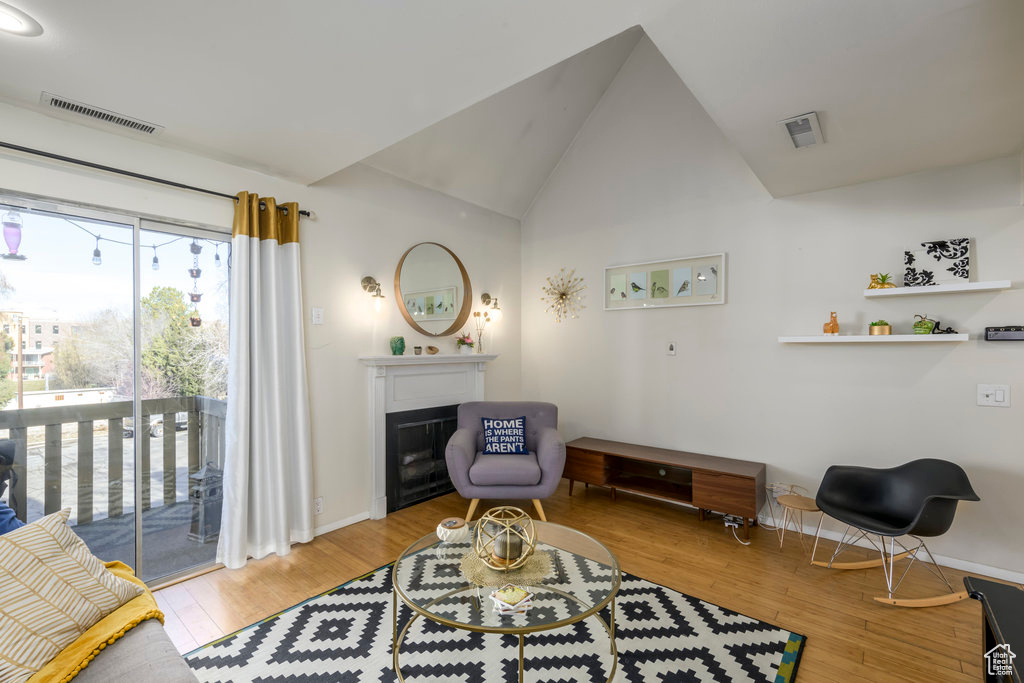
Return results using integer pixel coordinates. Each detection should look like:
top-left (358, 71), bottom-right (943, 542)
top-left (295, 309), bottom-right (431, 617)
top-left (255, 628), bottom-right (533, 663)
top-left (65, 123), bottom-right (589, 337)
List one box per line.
top-left (311, 307), bottom-right (324, 325)
top-left (978, 384), bottom-right (1011, 408)
top-left (313, 496), bottom-right (323, 515)
top-left (667, 341), bottom-right (676, 356)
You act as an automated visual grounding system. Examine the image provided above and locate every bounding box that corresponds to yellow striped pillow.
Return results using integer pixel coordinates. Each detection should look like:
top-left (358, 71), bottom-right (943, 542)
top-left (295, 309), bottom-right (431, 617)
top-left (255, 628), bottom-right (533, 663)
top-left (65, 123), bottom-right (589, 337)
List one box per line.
top-left (0, 509), bottom-right (143, 683)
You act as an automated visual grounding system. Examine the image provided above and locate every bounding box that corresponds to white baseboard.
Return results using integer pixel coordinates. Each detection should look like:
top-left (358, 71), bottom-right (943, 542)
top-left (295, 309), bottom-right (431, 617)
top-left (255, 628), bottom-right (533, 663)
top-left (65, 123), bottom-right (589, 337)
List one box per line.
top-left (757, 511), bottom-right (1024, 585)
top-left (314, 511), bottom-right (370, 537)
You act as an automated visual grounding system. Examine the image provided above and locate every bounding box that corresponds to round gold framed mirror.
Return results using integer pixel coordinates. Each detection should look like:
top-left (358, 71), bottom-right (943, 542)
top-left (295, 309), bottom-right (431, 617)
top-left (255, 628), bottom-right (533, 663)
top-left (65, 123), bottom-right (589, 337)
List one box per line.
top-left (394, 242), bottom-right (472, 337)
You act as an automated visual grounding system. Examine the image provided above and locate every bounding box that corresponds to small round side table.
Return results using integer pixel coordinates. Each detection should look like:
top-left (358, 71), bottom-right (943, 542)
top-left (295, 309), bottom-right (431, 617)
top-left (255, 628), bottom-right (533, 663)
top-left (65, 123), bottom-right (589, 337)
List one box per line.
top-left (775, 494), bottom-right (823, 558)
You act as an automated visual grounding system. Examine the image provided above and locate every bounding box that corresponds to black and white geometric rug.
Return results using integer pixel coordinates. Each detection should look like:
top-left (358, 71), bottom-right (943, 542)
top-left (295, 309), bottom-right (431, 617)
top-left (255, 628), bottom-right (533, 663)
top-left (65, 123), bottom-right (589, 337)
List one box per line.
top-left (185, 561), bottom-right (805, 682)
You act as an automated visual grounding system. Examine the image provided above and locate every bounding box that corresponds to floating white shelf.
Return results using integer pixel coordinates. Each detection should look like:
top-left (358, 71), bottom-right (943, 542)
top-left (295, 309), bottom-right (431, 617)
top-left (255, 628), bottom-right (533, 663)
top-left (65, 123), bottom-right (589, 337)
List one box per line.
top-left (779, 334), bottom-right (969, 344)
top-left (863, 280), bottom-right (1011, 298)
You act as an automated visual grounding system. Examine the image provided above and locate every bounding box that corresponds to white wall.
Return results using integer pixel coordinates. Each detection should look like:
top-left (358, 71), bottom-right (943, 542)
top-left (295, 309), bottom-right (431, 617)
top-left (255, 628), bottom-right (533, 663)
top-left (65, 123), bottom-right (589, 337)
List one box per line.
top-left (0, 103), bottom-right (522, 533)
top-left (521, 36), bottom-right (1024, 576)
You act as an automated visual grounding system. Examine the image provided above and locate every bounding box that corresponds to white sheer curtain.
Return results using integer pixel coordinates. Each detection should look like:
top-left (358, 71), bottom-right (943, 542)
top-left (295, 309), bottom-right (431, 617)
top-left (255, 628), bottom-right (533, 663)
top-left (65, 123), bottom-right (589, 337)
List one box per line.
top-left (217, 191), bottom-right (313, 569)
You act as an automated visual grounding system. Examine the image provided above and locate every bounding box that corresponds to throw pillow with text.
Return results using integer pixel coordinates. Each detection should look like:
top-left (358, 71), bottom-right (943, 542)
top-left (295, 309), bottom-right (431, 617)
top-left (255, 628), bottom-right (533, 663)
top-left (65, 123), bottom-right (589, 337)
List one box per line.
top-left (481, 416), bottom-right (528, 455)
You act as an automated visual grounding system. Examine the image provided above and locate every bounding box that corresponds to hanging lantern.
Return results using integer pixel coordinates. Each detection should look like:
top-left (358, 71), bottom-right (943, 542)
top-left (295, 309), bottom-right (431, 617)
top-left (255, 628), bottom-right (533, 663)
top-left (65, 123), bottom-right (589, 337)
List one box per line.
top-left (92, 237), bottom-right (102, 266)
top-left (188, 244), bottom-right (203, 326)
top-left (188, 462), bottom-right (223, 543)
top-left (214, 246), bottom-right (221, 267)
top-left (2, 209), bottom-right (26, 261)
top-left (151, 246), bottom-right (160, 271)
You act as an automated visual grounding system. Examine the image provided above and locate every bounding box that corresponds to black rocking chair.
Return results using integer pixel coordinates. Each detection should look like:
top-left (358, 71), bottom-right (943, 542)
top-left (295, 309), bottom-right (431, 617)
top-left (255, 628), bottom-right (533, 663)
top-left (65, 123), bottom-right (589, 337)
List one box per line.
top-left (812, 458), bottom-right (979, 607)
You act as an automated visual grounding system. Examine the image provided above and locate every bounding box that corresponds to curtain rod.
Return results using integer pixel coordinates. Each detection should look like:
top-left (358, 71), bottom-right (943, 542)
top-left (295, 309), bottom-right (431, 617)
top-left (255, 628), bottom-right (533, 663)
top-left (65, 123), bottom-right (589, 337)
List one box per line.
top-left (0, 140), bottom-right (312, 217)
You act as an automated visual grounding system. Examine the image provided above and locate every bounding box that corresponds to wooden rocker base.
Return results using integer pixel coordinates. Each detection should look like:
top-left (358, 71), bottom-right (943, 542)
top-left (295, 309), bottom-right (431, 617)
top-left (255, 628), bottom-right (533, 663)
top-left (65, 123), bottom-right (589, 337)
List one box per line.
top-left (873, 590), bottom-right (970, 608)
top-left (811, 550), bottom-right (911, 570)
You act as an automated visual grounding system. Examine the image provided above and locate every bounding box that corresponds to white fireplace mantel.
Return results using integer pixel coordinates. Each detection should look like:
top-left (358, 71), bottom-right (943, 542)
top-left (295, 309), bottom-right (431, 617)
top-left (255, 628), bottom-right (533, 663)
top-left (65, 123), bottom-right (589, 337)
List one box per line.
top-left (358, 353), bottom-right (498, 366)
top-left (359, 353), bottom-right (498, 519)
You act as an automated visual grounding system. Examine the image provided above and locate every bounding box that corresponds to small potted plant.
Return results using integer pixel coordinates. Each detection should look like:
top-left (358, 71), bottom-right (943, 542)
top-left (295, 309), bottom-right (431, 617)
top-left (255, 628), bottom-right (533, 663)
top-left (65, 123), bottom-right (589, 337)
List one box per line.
top-left (913, 314), bottom-right (936, 335)
top-left (456, 332), bottom-right (474, 354)
top-left (869, 319), bottom-right (891, 335)
top-left (867, 273), bottom-right (897, 289)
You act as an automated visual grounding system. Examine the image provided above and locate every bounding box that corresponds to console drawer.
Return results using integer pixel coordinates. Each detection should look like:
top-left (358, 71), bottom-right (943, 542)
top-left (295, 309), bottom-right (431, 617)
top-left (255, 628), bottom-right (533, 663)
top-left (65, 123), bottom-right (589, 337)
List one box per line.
top-left (692, 471), bottom-right (756, 517)
top-left (564, 447), bottom-right (607, 485)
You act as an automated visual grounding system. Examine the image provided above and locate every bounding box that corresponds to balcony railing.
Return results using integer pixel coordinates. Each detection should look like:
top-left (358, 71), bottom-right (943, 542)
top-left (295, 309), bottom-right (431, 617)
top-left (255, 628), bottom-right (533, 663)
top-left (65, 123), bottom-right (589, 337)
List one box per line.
top-left (0, 395), bottom-right (226, 524)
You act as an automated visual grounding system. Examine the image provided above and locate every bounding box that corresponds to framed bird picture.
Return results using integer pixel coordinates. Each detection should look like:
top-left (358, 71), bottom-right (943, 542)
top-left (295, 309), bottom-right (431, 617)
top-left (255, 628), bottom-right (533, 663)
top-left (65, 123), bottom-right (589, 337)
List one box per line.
top-left (403, 286), bottom-right (458, 321)
top-left (604, 253), bottom-right (725, 310)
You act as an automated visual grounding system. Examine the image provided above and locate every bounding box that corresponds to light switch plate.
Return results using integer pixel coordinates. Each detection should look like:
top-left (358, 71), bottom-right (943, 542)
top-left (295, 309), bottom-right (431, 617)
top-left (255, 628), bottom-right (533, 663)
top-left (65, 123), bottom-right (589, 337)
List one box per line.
top-left (977, 384), bottom-right (1010, 408)
top-left (311, 307), bottom-right (324, 325)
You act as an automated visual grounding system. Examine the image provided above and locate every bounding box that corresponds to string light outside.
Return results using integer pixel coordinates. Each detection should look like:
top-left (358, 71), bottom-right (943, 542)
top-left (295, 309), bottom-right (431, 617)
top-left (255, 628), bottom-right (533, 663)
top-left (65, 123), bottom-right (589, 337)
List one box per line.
top-left (6, 209), bottom-right (229, 328)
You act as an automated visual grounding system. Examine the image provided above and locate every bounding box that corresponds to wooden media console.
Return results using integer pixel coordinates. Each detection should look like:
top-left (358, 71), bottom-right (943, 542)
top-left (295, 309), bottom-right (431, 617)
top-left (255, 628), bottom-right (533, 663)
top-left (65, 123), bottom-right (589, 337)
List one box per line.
top-left (564, 437), bottom-right (767, 539)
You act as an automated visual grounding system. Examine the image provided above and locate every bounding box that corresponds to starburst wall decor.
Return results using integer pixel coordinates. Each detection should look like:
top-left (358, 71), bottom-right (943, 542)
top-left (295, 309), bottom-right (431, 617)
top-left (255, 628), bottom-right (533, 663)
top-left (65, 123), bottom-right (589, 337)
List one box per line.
top-left (542, 267), bottom-right (586, 322)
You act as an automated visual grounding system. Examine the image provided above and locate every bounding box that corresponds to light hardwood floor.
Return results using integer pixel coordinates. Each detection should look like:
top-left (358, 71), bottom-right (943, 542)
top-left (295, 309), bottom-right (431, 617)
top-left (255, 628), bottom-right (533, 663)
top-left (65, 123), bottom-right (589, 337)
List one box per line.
top-left (156, 481), bottom-right (1004, 681)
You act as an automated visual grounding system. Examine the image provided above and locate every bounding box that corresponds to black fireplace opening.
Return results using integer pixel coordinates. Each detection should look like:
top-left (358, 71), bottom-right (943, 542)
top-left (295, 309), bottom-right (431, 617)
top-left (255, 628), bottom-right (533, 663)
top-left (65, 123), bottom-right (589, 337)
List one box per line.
top-left (386, 404), bottom-right (458, 513)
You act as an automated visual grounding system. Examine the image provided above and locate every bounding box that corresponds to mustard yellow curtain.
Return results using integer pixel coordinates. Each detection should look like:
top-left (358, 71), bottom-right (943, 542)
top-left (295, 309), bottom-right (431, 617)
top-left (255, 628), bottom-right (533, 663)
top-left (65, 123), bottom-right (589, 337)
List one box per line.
top-left (232, 191), bottom-right (300, 244)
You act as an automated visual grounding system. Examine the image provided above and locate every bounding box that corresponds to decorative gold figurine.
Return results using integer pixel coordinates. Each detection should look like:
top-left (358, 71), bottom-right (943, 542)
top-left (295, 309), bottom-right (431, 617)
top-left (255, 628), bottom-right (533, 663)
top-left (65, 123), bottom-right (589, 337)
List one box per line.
top-left (473, 506), bottom-right (537, 572)
top-left (823, 312), bottom-right (839, 335)
top-left (867, 273), bottom-right (897, 289)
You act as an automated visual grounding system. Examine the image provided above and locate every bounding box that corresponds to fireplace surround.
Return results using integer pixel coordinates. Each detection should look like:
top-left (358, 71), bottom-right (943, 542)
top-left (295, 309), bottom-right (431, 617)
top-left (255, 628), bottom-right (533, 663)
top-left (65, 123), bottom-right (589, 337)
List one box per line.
top-left (359, 353), bottom-right (498, 518)
top-left (385, 404), bottom-right (457, 512)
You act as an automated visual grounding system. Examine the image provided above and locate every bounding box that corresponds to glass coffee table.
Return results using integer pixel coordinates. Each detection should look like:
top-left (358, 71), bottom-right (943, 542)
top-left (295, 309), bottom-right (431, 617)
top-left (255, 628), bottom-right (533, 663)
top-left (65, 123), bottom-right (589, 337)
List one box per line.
top-left (392, 521), bottom-right (621, 682)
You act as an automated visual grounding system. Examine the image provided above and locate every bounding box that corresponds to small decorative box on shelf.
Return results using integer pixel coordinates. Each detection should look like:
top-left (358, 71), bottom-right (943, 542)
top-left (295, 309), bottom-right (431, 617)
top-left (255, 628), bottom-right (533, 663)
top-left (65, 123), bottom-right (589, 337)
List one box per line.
top-left (863, 280), bottom-right (1011, 298)
top-left (778, 334), bottom-right (969, 343)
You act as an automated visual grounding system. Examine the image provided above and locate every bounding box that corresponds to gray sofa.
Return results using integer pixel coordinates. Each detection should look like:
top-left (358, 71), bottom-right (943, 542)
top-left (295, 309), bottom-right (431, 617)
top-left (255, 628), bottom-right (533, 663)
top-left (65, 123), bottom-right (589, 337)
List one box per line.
top-left (445, 401), bottom-right (566, 522)
top-left (76, 619), bottom-right (198, 682)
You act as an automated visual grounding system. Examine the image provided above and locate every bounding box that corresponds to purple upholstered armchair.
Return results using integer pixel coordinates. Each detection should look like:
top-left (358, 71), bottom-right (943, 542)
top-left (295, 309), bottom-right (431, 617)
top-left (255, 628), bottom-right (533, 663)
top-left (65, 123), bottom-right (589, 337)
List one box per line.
top-left (445, 401), bottom-right (566, 522)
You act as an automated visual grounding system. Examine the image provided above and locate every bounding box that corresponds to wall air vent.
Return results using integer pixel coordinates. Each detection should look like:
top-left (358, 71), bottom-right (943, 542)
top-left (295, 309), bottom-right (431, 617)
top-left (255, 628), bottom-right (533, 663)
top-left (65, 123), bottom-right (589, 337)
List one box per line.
top-left (39, 92), bottom-right (164, 136)
top-left (778, 111), bottom-right (823, 149)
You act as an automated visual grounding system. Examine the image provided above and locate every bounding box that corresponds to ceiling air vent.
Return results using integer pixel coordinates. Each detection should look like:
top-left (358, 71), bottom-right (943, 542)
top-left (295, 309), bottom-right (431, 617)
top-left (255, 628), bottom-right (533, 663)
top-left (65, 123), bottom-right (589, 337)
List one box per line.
top-left (39, 92), bottom-right (164, 136)
top-left (778, 111), bottom-right (823, 149)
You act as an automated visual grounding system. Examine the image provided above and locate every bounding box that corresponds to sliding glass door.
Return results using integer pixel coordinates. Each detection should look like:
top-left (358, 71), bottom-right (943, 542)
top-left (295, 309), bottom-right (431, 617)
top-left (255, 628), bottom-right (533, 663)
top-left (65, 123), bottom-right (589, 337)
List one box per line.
top-left (0, 196), bottom-right (229, 583)
top-left (137, 221), bottom-right (229, 580)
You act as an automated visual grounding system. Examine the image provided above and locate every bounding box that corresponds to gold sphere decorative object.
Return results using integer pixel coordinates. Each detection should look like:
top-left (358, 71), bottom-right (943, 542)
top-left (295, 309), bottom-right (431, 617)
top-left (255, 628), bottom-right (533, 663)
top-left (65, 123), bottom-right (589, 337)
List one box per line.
top-left (473, 506), bottom-right (537, 572)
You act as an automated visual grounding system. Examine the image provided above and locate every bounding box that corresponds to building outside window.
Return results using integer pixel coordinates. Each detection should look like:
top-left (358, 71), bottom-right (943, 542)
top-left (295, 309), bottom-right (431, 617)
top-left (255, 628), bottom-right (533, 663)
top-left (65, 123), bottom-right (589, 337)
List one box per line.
top-left (34, 324), bottom-right (41, 333)
top-left (34, 341), bottom-right (41, 349)
top-left (52, 325), bottom-right (59, 334)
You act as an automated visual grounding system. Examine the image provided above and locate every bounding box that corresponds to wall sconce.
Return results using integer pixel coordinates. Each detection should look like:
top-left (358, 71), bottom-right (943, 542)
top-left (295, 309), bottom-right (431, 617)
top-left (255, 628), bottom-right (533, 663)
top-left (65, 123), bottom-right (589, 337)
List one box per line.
top-left (480, 292), bottom-right (502, 323)
top-left (361, 276), bottom-right (386, 312)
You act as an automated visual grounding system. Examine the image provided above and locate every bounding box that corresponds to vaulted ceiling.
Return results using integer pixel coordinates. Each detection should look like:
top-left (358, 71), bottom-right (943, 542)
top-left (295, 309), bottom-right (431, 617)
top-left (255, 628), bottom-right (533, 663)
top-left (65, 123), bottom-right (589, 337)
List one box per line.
top-left (0, 0), bottom-right (1021, 206)
top-left (358, 28), bottom-right (642, 219)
